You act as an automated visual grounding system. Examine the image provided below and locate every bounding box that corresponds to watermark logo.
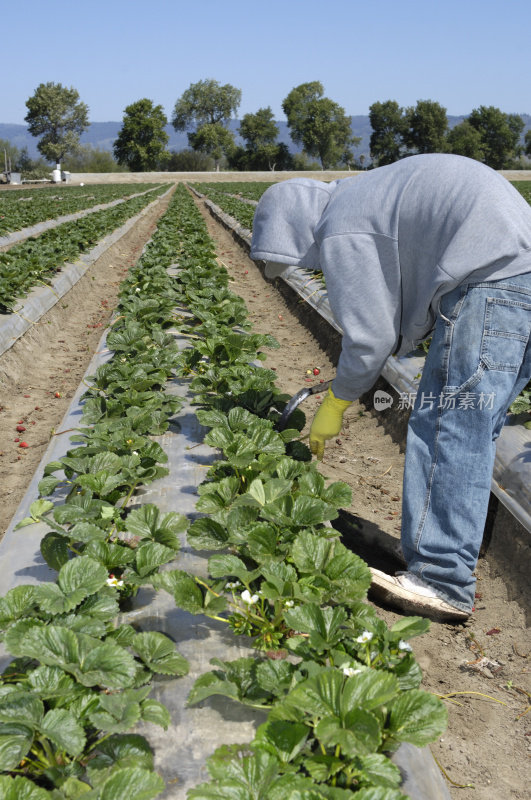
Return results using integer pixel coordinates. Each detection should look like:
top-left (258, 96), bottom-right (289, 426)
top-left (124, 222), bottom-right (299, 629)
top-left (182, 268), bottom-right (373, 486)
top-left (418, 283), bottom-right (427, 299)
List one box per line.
top-left (397, 391), bottom-right (496, 411)
top-left (372, 390), bottom-right (497, 412)
top-left (373, 389), bottom-right (393, 411)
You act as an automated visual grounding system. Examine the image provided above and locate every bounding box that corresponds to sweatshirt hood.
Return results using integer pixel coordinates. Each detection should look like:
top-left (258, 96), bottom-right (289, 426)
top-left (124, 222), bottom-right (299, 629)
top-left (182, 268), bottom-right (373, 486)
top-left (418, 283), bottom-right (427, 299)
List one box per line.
top-left (250, 178), bottom-right (335, 269)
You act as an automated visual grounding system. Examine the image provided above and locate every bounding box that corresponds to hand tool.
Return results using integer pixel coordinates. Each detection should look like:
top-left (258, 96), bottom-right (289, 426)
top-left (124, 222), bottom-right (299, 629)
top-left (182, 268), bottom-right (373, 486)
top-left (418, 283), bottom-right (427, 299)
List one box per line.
top-left (277, 379), bottom-right (332, 430)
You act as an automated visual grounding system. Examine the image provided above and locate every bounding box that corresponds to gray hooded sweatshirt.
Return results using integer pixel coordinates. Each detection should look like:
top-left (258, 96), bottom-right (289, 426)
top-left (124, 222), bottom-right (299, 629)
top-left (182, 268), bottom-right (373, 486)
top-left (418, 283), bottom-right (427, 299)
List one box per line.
top-left (250, 154), bottom-right (531, 401)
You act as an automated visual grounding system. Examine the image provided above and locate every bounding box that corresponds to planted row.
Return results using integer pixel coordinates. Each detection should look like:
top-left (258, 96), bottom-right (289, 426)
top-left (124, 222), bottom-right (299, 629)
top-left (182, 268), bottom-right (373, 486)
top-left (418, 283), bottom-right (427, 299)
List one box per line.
top-left (0, 184), bottom-right (163, 237)
top-left (190, 181), bottom-right (273, 202)
top-left (141, 187), bottom-right (448, 798)
top-left (0, 189), bottom-right (195, 798)
top-left (190, 183), bottom-right (257, 230)
top-left (0, 185), bottom-right (168, 312)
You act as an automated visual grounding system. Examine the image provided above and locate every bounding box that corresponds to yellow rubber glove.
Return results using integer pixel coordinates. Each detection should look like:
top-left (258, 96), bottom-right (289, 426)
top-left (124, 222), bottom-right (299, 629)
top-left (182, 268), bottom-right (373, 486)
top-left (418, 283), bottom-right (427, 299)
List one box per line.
top-left (309, 387), bottom-right (352, 460)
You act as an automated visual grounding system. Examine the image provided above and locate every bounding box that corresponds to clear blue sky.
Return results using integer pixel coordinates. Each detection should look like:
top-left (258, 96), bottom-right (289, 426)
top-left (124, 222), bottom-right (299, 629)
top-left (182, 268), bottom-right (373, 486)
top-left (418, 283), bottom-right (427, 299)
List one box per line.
top-left (3, 0), bottom-right (530, 125)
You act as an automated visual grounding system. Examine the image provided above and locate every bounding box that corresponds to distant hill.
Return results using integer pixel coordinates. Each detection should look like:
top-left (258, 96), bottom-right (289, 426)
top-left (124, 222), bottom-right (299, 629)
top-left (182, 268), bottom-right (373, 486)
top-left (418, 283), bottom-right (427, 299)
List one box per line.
top-left (1, 115), bottom-right (530, 164)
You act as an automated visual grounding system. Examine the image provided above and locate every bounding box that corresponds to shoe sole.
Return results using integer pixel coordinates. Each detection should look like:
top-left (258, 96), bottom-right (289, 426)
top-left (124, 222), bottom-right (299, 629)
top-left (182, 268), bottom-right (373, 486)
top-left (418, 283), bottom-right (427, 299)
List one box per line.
top-left (369, 568), bottom-right (470, 623)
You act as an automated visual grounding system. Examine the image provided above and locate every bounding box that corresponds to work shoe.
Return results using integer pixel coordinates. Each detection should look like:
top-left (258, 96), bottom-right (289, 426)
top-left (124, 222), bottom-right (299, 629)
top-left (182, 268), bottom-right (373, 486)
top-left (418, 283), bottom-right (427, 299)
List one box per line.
top-left (369, 568), bottom-right (470, 622)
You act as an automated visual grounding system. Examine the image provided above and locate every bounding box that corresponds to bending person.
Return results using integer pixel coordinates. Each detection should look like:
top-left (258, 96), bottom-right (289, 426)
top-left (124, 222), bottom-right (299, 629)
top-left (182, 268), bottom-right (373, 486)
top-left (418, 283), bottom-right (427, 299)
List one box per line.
top-left (250, 154), bottom-right (531, 622)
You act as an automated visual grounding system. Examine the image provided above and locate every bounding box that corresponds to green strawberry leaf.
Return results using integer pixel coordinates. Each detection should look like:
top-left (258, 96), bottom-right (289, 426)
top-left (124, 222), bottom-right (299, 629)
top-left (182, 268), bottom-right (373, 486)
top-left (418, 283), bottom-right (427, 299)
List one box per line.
top-left (39, 708), bottom-right (86, 756)
top-left (97, 766), bottom-right (165, 800)
top-left (0, 775), bottom-right (54, 799)
top-left (253, 720), bottom-right (309, 763)
top-left (0, 723), bottom-right (34, 771)
top-left (131, 632), bottom-right (189, 676)
top-left (387, 689), bottom-right (448, 748)
top-left (40, 532), bottom-right (70, 572)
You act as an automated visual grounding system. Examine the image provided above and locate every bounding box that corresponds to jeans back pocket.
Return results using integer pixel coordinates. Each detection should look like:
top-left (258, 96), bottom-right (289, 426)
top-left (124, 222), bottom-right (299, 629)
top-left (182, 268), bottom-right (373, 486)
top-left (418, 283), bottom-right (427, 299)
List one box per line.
top-left (481, 297), bottom-right (531, 372)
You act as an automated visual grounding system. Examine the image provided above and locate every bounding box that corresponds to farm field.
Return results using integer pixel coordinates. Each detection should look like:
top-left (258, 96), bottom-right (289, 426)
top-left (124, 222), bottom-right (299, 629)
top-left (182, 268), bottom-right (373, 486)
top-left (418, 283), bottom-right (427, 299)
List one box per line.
top-left (0, 186), bottom-right (173, 531)
top-left (0, 179), bottom-right (529, 799)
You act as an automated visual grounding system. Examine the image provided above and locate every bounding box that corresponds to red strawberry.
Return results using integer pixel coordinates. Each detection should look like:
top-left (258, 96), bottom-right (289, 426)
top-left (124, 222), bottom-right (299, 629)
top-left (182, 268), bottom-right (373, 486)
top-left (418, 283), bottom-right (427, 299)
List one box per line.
top-left (16, 425), bottom-right (26, 432)
top-left (313, 368), bottom-right (320, 375)
top-left (19, 442), bottom-right (29, 448)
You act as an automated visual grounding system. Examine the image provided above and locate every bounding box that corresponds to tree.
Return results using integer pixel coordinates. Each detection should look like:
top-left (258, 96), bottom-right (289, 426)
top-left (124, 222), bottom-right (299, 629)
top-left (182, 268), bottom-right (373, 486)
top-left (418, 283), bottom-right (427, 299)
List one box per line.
top-left (0, 138), bottom-right (21, 175)
top-left (0, 140), bottom-right (49, 180)
top-left (446, 120), bottom-right (485, 161)
top-left (291, 152), bottom-right (322, 171)
top-left (172, 79), bottom-right (241, 168)
top-left (166, 149), bottom-right (215, 171)
top-left (14, 147), bottom-right (37, 174)
top-left (113, 99), bottom-right (169, 172)
top-left (368, 100), bottom-right (407, 166)
top-left (467, 106), bottom-right (524, 169)
top-left (63, 145), bottom-right (127, 173)
top-left (282, 82), bottom-right (323, 147)
top-left (25, 82), bottom-right (89, 170)
top-left (230, 107), bottom-right (293, 171)
top-left (304, 98), bottom-right (357, 169)
top-left (525, 129), bottom-right (531, 159)
top-left (404, 99), bottom-right (448, 154)
top-left (282, 82), bottom-right (357, 169)
top-left (188, 123), bottom-right (235, 170)
top-left (239, 107), bottom-right (278, 151)
top-left (172, 79), bottom-right (241, 129)
top-left (229, 141), bottom-right (293, 171)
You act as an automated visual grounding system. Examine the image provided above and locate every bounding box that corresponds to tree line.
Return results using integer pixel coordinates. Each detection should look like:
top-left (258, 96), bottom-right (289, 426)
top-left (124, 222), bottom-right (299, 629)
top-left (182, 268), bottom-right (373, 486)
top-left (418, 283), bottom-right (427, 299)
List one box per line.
top-left (4, 80), bottom-right (531, 176)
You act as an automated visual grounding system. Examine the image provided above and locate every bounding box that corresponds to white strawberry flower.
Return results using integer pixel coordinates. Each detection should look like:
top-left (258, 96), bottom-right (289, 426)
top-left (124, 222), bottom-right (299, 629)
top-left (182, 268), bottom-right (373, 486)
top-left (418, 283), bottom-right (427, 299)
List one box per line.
top-left (107, 576), bottom-right (124, 588)
top-left (356, 630), bottom-right (373, 644)
top-left (225, 581), bottom-right (241, 590)
top-left (342, 665), bottom-right (363, 677)
top-left (398, 639), bottom-right (412, 652)
top-left (284, 599), bottom-right (295, 608)
top-left (241, 589), bottom-right (259, 605)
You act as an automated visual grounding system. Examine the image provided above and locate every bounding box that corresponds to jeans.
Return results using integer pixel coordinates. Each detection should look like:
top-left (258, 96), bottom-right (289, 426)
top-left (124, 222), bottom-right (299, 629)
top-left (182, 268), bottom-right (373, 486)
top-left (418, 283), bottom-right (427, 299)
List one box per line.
top-left (402, 271), bottom-right (531, 611)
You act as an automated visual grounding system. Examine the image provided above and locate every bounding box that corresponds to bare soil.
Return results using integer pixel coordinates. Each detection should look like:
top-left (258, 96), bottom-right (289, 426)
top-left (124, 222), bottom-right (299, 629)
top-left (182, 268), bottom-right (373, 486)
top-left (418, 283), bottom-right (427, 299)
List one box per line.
top-left (193, 194), bottom-right (531, 800)
top-left (0, 187), bottom-right (175, 534)
top-left (0, 184), bottom-right (529, 799)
